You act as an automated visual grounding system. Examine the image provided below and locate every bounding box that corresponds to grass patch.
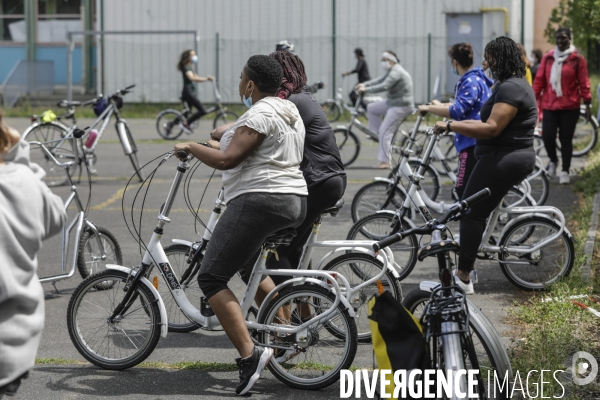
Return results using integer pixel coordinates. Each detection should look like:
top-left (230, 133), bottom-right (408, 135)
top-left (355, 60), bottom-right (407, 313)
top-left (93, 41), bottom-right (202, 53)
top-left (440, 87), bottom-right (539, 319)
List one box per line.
top-left (507, 148), bottom-right (600, 398)
top-left (36, 358), bottom-right (87, 365)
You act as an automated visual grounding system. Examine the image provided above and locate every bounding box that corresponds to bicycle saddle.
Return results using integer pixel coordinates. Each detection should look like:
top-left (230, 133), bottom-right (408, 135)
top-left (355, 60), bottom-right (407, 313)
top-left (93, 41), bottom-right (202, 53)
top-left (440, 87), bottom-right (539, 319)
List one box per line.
top-left (264, 227), bottom-right (297, 248)
top-left (321, 199), bottom-right (344, 217)
top-left (417, 237), bottom-right (460, 262)
top-left (57, 100), bottom-right (81, 108)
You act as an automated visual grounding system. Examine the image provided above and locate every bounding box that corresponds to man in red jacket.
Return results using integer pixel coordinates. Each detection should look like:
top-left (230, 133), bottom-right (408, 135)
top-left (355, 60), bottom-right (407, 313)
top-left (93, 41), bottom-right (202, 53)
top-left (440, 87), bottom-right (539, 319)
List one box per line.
top-left (533, 27), bottom-right (592, 185)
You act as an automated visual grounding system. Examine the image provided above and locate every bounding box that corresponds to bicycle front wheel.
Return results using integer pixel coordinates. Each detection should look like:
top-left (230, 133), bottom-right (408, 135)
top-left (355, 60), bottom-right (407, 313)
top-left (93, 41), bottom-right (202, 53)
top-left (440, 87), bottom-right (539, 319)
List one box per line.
top-left (213, 110), bottom-right (239, 128)
top-left (347, 212), bottom-right (418, 281)
top-left (156, 110), bottom-right (184, 140)
top-left (22, 122), bottom-right (75, 187)
top-left (258, 284), bottom-right (357, 390)
top-left (322, 253), bottom-right (401, 342)
top-left (351, 180), bottom-right (405, 223)
top-left (498, 215), bottom-right (574, 290)
top-left (321, 100), bottom-right (342, 122)
top-left (403, 289), bottom-right (512, 400)
top-left (334, 128), bottom-right (360, 167)
top-left (77, 226), bottom-right (123, 287)
top-left (67, 270), bottom-right (162, 370)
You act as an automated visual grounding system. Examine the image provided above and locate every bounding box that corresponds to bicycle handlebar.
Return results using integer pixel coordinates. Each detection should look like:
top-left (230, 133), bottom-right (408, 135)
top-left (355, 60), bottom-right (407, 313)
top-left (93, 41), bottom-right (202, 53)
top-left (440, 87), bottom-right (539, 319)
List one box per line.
top-left (372, 188), bottom-right (491, 252)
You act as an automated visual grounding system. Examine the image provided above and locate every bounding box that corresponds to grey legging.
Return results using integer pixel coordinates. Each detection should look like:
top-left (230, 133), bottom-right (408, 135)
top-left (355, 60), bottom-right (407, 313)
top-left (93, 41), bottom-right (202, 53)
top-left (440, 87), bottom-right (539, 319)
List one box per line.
top-left (197, 192), bottom-right (307, 299)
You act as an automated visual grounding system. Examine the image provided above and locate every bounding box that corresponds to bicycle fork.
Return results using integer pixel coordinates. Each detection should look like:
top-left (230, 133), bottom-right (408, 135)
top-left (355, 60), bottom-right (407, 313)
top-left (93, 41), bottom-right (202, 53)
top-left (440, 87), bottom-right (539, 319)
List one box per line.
top-left (116, 120), bottom-right (134, 155)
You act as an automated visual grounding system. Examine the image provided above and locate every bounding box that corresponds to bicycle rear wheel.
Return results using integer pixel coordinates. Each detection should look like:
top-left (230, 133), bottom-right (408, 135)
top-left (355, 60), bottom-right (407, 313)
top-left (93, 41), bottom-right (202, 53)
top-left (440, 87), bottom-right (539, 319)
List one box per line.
top-left (156, 110), bottom-right (184, 140)
top-left (67, 270), bottom-right (162, 370)
top-left (346, 212), bottom-right (418, 281)
top-left (257, 284), bottom-right (357, 390)
top-left (351, 180), bottom-right (405, 223)
top-left (22, 122), bottom-right (75, 187)
top-left (498, 215), bottom-right (574, 290)
top-left (321, 253), bottom-right (401, 342)
top-left (334, 128), bottom-right (360, 167)
top-left (403, 289), bottom-right (512, 399)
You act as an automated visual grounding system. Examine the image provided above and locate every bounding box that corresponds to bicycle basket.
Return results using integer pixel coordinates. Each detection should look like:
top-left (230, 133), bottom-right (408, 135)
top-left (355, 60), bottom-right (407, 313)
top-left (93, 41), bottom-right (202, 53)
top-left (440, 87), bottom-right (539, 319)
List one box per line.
top-left (93, 98), bottom-right (108, 117)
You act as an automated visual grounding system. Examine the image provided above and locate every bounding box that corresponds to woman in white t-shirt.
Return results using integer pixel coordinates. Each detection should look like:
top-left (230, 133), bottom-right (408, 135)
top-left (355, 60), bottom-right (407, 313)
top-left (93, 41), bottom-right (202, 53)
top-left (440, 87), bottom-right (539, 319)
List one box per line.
top-left (174, 55), bottom-right (307, 395)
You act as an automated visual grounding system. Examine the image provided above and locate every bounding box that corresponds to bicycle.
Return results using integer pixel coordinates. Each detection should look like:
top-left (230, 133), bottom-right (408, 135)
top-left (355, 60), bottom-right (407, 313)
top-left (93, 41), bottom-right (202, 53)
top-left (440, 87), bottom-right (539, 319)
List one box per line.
top-left (348, 128), bottom-right (575, 290)
top-left (156, 80), bottom-right (239, 140)
top-left (352, 126), bottom-right (550, 222)
top-left (23, 85), bottom-right (145, 185)
top-left (66, 149), bottom-right (402, 389)
top-left (334, 93), bottom-right (413, 167)
top-left (30, 130), bottom-right (122, 292)
top-left (162, 188), bottom-right (401, 342)
top-left (534, 104), bottom-right (599, 158)
top-left (372, 188), bottom-right (512, 399)
top-left (320, 78), bottom-right (383, 122)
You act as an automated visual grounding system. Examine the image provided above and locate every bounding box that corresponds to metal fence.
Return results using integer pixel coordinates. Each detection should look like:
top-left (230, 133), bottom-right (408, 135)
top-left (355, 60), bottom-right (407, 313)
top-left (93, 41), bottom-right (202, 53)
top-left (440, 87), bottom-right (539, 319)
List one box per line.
top-left (2, 60), bottom-right (55, 108)
top-left (68, 32), bottom-right (501, 105)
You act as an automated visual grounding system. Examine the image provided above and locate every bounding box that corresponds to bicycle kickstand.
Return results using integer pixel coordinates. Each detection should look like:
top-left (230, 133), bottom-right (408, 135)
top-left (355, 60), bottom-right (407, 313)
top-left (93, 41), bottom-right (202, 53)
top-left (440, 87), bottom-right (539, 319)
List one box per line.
top-left (52, 281), bottom-right (60, 294)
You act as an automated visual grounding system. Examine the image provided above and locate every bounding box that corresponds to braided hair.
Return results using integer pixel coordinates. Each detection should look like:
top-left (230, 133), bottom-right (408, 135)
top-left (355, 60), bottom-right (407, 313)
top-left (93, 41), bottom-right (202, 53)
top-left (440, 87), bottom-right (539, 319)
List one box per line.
top-left (269, 50), bottom-right (307, 99)
top-left (484, 36), bottom-right (525, 83)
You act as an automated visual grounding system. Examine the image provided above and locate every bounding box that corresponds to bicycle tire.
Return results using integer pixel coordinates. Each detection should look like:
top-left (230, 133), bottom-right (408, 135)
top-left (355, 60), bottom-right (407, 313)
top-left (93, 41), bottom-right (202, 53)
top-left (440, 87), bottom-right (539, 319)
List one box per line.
top-left (498, 215), bottom-right (574, 291)
top-left (22, 122), bottom-right (75, 187)
top-left (321, 252), bottom-right (401, 342)
top-left (213, 110), bottom-right (239, 128)
top-left (67, 270), bottom-right (162, 370)
top-left (122, 123), bottom-right (145, 182)
top-left (334, 128), bottom-right (360, 167)
top-left (153, 244), bottom-right (203, 333)
top-left (257, 284), bottom-right (358, 390)
top-left (321, 100), bottom-right (342, 122)
top-left (346, 212), bottom-right (418, 281)
top-left (77, 226), bottom-right (123, 287)
top-left (156, 109), bottom-right (185, 140)
top-left (526, 166), bottom-right (549, 206)
top-left (402, 289), bottom-right (512, 399)
top-left (556, 113), bottom-right (599, 157)
top-left (351, 180), bottom-right (406, 223)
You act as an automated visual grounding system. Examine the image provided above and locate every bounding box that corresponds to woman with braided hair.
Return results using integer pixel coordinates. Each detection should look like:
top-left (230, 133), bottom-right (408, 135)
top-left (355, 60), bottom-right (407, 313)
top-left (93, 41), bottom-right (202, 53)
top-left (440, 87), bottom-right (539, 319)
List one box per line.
top-left (254, 51), bottom-right (346, 332)
top-left (434, 36), bottom-right (537, 295)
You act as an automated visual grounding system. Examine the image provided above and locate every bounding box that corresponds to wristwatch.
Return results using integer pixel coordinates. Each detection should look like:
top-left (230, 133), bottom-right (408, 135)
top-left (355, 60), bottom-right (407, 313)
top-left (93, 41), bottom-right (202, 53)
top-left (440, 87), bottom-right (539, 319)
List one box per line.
top-left (446, 120), bottom-right (453, 133)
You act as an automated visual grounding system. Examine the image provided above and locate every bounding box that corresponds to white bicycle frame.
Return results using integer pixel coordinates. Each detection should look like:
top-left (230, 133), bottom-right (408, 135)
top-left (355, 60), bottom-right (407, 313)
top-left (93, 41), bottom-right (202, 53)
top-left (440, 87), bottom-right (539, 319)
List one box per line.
top-left (108, 154), bottom-right (392, 340)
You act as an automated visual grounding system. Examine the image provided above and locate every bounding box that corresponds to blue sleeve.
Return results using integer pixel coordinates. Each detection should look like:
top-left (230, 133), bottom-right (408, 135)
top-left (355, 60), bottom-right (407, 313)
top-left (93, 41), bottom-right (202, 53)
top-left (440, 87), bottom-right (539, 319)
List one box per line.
top-left (449, 80), bottom-right (479, 121)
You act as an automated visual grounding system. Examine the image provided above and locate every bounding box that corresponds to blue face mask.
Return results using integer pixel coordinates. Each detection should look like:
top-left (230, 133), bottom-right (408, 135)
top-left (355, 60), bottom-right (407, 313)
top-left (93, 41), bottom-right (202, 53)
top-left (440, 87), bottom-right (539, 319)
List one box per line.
top-left (191, 55), bottom-right (198, 64)
top-left (452, 66), bottom-right (459, 76)
top-left (242, 82), bottom-right (254, 108)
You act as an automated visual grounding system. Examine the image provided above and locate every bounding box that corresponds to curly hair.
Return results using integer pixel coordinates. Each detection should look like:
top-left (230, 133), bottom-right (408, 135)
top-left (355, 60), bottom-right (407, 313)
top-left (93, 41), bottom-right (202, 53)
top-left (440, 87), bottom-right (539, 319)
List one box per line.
top-left (177, 50), bottom-right (193, 71)
top-left (484, 36), bottom-right (525, 83)
top-left (269, 50), bottom-right (307, 99)
top-left (448, 43), bottom-right (473, 68)
top-left (244, 55), bottom-right (284, 94)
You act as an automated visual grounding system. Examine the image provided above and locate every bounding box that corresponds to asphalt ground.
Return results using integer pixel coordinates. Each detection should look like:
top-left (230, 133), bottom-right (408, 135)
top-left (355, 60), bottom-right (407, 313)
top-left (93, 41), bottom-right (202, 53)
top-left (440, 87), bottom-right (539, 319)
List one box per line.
top-left (4, 117), bottom-right (586, 399)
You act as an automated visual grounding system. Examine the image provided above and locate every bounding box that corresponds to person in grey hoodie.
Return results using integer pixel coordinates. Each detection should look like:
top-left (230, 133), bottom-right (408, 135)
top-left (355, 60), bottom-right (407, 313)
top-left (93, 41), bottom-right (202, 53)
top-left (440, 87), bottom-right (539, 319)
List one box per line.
top-left (356, 50), bottom-right (414, 168)
top-left (0, 114), bottom-right (66, 398)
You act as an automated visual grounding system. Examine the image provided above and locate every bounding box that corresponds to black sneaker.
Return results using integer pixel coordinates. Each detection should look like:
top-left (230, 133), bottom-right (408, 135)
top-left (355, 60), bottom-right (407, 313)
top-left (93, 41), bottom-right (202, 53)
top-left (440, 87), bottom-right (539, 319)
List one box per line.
top-left (235, 345), bottom-right (273, 395)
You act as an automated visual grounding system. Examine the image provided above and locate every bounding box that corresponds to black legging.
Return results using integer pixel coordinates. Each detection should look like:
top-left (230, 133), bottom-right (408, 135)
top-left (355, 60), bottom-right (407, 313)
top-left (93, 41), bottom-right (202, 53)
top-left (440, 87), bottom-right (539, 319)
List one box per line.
top-left (542, 108), bottom-right (580, 172)
top-left (266, 174), bottom-right (347, 285)
top-left (458, 146), bottom-right (535, 272)
top-left (181, 86), bottom-right (207, 125)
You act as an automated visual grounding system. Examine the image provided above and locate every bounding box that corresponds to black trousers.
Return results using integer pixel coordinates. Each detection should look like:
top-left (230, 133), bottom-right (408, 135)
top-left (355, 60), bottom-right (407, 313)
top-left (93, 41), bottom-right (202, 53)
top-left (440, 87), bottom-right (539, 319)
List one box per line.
top-left (458, 146), bottom-right (535, 272)
top-left (181, 86), bottom-right (207, 125)
top-left (266, 174), bottom-right (347, 285)
top-left (542, 108), bottom-right (580, 172)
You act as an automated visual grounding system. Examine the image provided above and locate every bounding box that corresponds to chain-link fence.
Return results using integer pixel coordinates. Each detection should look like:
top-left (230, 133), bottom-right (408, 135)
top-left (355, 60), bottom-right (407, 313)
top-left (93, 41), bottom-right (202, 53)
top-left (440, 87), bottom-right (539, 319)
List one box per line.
top-left (69, 33), bottom-right (504, 105)
top-left (2, 60), bottom-right (54, 108)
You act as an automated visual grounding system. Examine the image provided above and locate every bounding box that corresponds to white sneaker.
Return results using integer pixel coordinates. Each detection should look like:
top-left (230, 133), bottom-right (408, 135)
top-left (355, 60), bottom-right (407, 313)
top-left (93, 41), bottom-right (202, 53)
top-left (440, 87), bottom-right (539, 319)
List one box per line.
top-left (559, 171), bottom-right (570, 185)
top-left (453, 271), bottom-right (474, 295)
top-left (547, 161), bottom-right (557, 177)
top-left (178, 123), bottom-right (192, 135)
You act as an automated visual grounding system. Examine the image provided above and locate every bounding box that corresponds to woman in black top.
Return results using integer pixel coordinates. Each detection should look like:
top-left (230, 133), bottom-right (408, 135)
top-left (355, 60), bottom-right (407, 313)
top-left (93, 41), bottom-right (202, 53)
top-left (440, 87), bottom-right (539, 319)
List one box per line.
top-left (342, 48), bottom-right (371, 106)
top-left (262, 51), bottom-right (347, 285)
top-left (434, 37), bottom-right (537, 294)
top-left (177, 50), bottom-right (215, 133)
